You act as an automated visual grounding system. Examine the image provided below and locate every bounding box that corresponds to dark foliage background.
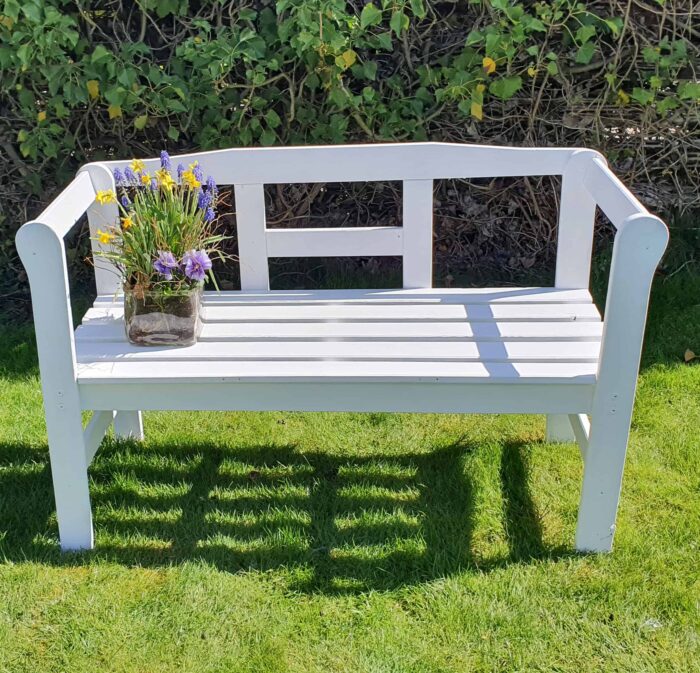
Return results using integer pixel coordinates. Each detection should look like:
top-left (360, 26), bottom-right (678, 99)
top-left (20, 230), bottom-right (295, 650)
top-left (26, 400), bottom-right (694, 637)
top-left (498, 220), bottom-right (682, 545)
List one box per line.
top-left (1, 0), bottom-right (698, 309)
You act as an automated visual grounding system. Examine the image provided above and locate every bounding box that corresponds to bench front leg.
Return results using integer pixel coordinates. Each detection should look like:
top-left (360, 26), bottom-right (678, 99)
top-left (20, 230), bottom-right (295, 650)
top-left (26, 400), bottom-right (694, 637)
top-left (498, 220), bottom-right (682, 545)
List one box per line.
top-left (16, 221), bottom-right (95, 551)
top-left (114, 411), bottom-right (144, 440)
top-left (575, 214), bottom-right (667, 552)
top-left (48, 405), bottom-right (94, 551)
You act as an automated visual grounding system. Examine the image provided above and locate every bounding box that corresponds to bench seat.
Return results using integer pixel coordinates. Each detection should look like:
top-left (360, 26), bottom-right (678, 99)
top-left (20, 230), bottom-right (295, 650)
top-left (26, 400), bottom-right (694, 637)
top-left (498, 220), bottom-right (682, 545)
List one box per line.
top-left (75, 287), bottom-right (601, 385)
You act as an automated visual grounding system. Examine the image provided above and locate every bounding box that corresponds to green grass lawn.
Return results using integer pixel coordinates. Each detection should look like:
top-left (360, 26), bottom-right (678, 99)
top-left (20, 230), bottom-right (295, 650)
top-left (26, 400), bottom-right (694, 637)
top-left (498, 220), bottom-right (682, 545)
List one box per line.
top-left (0, 267), bottom-right (699, 672)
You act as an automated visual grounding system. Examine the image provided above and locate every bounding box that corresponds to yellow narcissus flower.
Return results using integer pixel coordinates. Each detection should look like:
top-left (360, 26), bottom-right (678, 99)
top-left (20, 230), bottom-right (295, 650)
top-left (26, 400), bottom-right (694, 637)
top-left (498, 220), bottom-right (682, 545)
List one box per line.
top-left (95, 189), bottom-right (116, 205)
top-left (181, 168), bottom-right (201, 189)
top-left (140, 173), bottom-right (151, 185)
top-left (96, 229), bottom-right (115, 244)
top-left (155, 168), bottom-right (175, 190)
top-left (121, 215), bottom-right (133, 229)
top-left (130, 159), bottom-right (146, 173)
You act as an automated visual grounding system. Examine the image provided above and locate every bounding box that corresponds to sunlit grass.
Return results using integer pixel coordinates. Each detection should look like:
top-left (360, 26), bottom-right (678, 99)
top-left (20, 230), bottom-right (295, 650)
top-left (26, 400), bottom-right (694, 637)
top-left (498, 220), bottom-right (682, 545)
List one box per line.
top-left (0, 268), bottom-right (698, 671)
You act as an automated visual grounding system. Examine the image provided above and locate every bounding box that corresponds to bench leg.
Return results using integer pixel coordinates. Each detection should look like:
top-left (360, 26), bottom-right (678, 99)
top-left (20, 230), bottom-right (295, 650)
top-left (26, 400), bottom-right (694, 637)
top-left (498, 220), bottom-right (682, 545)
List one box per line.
top-left (47, 406), bottom-right (94, 551)
top-left (575, 414), bottom-right (632, 553)
top-left (114, 410), bottom-right (144, 440)
top-left (546, 414), bottom-right (575, 442)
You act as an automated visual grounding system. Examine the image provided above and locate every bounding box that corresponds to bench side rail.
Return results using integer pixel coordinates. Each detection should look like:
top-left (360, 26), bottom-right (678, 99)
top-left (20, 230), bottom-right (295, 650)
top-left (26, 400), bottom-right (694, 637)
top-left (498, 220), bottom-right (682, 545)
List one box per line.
top-left (89, 142), bottom-right (583, 292)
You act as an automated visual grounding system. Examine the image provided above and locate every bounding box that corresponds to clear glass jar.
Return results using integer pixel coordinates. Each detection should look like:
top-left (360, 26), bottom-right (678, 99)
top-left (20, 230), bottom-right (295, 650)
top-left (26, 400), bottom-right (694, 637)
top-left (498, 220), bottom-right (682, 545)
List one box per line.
top-left (123, 284), bottom-right (202, 347)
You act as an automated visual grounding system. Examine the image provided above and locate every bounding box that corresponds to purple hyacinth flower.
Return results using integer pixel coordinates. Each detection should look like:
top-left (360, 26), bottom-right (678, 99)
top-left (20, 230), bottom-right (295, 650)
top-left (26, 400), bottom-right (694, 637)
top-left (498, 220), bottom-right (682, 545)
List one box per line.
top-left (206, 175), bottom-right (218, 196)
top-left (124, 167), bottom-right (136, 184)
top-left (193, 163), bottom-right (204, 183)
top-left (120, 195), bottom-right (130, 208)
top-left (160, 150), bottom-right (171, 170)
top-left (176, 163), bottom-right (185, 180)
top-left (204, 207), bottom-right (215, 223)
top-left (150, 177), bottom-right (158, 191)
top-left (197, 189), bottom-right (212, 210)
top-left (182, 249), bottom-right (212, 282)
top-left (153, 251), bottom-right (179, 280)
top-left (113, 168), bottom-right (124, 185)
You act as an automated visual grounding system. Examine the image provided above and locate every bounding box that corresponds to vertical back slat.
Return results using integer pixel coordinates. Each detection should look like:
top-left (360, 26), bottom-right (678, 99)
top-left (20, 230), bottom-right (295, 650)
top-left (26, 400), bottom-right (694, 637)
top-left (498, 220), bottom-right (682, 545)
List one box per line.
top-left (402, 179), bottom-right (434, 288)
top-left (555, 150), bottom-right (599, 289)
top-left (80, 165), bottom-right (122, 296)
top-left (234, 183), bottom-right (269, 291)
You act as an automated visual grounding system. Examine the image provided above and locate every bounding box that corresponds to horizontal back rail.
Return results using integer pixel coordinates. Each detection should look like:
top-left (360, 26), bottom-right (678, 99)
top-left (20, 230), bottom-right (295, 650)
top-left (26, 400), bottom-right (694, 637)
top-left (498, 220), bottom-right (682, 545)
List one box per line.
top-left (266, 226), bottom-right (403, 258)
top-left (93, 142), bottom-right (580, 185)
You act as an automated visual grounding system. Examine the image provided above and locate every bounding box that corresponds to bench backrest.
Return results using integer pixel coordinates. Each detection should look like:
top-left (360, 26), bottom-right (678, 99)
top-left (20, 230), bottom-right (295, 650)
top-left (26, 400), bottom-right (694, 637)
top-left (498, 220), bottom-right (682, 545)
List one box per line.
top-left (85, 143), bottom-right (595, 294)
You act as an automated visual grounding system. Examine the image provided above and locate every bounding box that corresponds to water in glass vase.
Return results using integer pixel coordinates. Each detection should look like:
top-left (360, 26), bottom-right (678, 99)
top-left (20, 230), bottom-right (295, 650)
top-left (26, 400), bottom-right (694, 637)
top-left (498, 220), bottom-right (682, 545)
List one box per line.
top-left (124, 285), bottom-right (202, 346)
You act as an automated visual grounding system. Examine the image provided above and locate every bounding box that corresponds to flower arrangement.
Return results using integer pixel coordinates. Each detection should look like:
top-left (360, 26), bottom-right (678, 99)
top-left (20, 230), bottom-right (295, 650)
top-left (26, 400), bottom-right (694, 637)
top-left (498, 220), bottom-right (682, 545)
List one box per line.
top-left (93, 151), bottom-right (225, 294)
top-left (92, 151), bottom-right (227, 346)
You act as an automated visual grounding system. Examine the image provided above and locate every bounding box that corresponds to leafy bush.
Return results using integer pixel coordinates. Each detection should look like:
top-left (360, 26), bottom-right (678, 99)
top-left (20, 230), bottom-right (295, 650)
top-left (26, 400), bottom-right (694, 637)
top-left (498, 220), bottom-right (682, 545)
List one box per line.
top-left (1, 0), bottom-right (698, 304)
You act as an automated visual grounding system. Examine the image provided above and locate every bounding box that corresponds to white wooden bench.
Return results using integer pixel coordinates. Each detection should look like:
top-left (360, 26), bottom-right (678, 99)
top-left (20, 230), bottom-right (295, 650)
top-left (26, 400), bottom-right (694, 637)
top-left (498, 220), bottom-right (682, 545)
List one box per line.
top-left (16, 143), bottom-right (668, 554)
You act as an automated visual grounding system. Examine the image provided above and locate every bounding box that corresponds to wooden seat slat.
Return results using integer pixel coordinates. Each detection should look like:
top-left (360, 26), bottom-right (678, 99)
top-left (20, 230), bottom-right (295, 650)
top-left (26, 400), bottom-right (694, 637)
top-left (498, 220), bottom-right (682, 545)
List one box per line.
top-left (75, 338), bottom-right (601, 363)
top-left (84, 301), bottom-right (601, 324)
top-left (76, 318), bottom-right (603, 342)
top-left (92, 287), bottom-right (595, 306)
top-left (76, 359), bottom-right (598, 384)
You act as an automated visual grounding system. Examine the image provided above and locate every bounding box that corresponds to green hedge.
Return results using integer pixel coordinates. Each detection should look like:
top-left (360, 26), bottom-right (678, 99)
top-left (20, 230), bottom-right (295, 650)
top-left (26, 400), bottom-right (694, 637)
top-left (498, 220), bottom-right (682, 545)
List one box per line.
top-left (1, 1), bottom-right (698, 303)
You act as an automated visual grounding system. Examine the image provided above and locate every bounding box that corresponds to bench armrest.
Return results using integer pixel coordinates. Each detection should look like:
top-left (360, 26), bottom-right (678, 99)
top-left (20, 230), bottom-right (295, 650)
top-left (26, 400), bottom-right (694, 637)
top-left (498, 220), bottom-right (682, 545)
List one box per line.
top-left (582, 158), bottom-right (668, 416)
top-left (16, 171), bottom-right (99, 384)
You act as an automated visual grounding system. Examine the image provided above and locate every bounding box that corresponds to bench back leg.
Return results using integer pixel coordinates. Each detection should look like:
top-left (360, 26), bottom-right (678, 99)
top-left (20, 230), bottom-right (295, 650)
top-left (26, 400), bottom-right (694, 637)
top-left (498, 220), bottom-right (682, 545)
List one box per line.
top-left (545, 415), bottom-right (576, 442)
top-left (114, 410), bottom-right (144, 440)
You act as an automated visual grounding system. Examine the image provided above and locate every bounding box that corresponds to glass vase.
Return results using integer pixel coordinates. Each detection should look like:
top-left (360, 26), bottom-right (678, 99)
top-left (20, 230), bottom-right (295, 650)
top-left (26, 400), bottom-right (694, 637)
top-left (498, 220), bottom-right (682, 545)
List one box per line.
top-left (123, 285), bottom-right (202, 347)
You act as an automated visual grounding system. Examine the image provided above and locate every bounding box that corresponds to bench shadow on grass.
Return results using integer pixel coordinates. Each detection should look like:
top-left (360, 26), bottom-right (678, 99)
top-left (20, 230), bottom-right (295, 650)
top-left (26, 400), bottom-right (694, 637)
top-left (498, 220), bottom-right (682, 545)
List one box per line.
top-left (0, 438), bottom-right (570, 593)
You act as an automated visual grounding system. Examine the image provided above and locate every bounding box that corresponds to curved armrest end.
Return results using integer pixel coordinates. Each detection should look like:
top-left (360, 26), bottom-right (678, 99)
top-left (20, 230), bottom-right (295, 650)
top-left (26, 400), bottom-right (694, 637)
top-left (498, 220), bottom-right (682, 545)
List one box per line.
top-left (616, 213), bottom-right (669, 272)
top-left (16, 220), bottom-right (65, 277)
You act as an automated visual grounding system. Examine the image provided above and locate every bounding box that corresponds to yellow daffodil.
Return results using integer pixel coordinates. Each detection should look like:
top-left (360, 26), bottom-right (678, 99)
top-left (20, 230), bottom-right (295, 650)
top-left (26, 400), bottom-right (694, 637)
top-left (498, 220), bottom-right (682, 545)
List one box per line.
top-left (155, 168), bottom-right (175, 190)
top-left (121, 215), bottom-right (133, 229)
top-left (95, 189), bottom-right (116, 205)
top-left (140, 173), bottom-right (151, 185)
top-left (130, 159), bottom-right (145, 173)
top-left (96, 229), bottom-right (115, 245)
top-left (181, 168), bottom-right (201, 189)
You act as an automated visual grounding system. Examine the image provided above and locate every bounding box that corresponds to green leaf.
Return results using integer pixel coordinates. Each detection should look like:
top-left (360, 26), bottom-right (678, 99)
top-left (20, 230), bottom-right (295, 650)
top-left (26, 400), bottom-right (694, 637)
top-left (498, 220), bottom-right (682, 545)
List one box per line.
top-left (656, 96), bottom-right (679, 115)
top-left (489, 76), bottom-right (522, 100)
top-left (410, 0), bottom-right (427, 19)
top-left (265, 109), bottom-right (281, 129)
top-left (575, 42), bottom-right (596, 65)
top-left (260, 127), bottom-right (276, 146)
top-left (546, 60), bottom-right (558, 76)
top-left (390, 10), bottom-right (408, 38)
top-left (575, 25), bottom-right (596, 44)
top-left (465, 30), bottom-right (483, 46)
top-left (360, 3), bottom-right (382, 29)
top-left (376, 31), bottom-right (393, 51)
top-left (631, 87), bottom-right (654, 105)
top-left (167, 126), bottom-right (180, 141)
top-left (363, 61), bottom-right (378, 80)
top-left (678, 81), bottom-right (700, 100)
top-left (91, 45), bottom-right (111, 64)
top-left (603, 17), bottom-right (623, 37)
top-left (134, 114), bottom-right (148, 130)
